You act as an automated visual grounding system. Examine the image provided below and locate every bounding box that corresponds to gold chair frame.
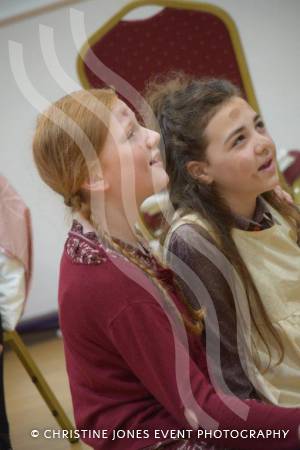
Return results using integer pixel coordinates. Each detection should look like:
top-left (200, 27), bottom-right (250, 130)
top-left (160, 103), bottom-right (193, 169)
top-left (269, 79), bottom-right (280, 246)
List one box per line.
top-left (4, 330), bottom-right (78, 444)
top-left (77, 0), bottom-right (259, 111)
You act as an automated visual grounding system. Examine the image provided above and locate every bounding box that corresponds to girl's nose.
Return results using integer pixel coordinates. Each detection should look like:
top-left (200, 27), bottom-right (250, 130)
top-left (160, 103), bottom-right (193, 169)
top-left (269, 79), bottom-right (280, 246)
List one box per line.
top-left (254, 135), bottom-right (273, 155)
top-left (147, 129), bottom-right (160, 149)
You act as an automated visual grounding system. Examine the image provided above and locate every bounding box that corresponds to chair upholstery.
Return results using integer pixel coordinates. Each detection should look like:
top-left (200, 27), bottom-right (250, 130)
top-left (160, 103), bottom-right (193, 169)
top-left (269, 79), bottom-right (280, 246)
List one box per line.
top-left (77, 1), bottom-right (259, 110)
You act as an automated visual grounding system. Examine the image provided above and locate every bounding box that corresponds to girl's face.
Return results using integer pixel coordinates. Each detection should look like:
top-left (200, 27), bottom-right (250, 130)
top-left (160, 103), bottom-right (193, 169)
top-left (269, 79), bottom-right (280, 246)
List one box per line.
top-left (201, 96), bottom-right (278, 199)
top-left (99, 99), bottom-right (168, 206)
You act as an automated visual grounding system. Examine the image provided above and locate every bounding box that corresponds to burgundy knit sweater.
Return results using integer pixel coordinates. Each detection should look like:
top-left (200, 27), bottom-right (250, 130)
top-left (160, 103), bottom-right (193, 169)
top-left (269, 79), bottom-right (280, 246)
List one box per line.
top-left (58, 221), bottom-right (300, 450)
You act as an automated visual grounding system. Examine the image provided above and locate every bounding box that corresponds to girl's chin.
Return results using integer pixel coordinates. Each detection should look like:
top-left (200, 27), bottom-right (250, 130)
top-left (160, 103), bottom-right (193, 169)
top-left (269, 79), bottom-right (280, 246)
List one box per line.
top-left (260, 180), bottom-right (280, 196)
top-left (140, 183), bottom-right (168, 205)
top-left (269, 175), bottom-right (280, 190)
top-left (262, 171), bottom-right (279, 189)
top-left (152, 175), bottom-right (169, 193)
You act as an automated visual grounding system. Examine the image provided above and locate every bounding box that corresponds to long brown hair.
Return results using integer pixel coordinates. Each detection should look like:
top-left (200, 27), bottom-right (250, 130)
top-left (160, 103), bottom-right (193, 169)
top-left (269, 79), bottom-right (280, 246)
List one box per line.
top-left (145, 72), bottom-right (300, 370)
top-left (32, 88), bottom-right (204, 336)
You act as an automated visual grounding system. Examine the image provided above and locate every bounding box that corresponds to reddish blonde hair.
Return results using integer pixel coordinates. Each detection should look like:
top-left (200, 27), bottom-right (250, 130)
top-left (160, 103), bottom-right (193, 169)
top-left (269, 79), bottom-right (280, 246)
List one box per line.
top-left (33, 88), bottom-right (117, 220)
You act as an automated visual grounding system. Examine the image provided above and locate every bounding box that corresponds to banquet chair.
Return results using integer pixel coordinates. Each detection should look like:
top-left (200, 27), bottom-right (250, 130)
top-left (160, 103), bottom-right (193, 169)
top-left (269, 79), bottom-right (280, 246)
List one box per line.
top-left (77, 0), bottom-right (259, 108)
top-left (3, 330), bottom-right (77, 443)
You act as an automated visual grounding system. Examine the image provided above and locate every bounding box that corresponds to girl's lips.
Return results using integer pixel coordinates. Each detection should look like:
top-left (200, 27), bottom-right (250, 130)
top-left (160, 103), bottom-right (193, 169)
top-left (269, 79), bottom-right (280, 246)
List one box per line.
top-left (149, 151), bottom-right (162, 166)
top-left (258, 158), bottom-right (276, 174)
top-left (258, 158), bottom-right (272, 171)
top-left (149, 159), bottom-right (163, 166)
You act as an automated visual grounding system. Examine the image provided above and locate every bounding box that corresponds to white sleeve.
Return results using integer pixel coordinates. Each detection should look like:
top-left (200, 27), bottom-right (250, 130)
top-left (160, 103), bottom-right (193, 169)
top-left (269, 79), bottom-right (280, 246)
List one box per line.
top-left (0, 251), bottom-right (26, 330)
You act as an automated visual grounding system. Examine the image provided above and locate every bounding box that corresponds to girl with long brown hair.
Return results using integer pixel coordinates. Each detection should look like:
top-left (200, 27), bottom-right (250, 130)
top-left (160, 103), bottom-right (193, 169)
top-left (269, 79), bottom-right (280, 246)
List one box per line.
top-left (145, 73), bottom-right (300, 407)
top-left (33, 87), bottom-right (300, 450)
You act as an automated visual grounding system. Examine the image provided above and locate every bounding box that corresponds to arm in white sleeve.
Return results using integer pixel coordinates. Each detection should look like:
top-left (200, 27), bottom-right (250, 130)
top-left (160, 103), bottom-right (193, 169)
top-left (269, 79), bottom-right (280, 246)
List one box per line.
top-left (0, 251), bottom-right (26, 330)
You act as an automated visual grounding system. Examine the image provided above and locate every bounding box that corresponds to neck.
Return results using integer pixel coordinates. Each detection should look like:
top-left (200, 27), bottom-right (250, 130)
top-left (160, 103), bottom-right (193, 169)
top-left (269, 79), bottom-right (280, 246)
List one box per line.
top-left (104, 204), bottom-right (140, 246)
top-left (223, 192), bottom-right (257, 220)
top-left (78, 199), bottom-right (140, 247)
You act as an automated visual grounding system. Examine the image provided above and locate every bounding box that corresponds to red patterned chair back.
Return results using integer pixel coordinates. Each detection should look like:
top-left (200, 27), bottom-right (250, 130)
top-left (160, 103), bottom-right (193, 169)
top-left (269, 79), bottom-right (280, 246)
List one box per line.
top-left (78, 1), bottom-right (259, 111)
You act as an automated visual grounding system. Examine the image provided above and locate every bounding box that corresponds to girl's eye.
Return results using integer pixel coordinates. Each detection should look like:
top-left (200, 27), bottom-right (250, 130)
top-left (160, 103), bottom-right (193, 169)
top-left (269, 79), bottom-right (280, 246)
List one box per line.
top-left (127, 129), bottom-right (135, 140)
top-left (232, 134), bottom-right (245, 147)
top-left (127, 123), bottom-right (140, 140)
top-left (256, 120), bottom-right (265, 130)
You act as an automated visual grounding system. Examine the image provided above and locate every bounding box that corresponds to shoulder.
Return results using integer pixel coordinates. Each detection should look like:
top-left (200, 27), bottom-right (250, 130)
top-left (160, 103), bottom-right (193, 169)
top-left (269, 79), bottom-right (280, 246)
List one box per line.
top-left (165, 211), bottom-right (218, 255)
top-left (64, 219), bottom-right (107, 265)
top-left (165, 222), bottom-right (235, 300)
top-left (169, 222), bottom-right (214, 247)
top-left (166, 222), bottom-right (217, 265)
top-left (59, 229), bottom-right (164, 323)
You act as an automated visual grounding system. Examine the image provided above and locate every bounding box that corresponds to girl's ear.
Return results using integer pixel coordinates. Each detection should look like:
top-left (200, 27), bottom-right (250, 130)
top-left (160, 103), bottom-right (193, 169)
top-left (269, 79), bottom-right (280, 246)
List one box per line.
top-left (186, 160), bottom-right (213, 184)
top-left (82, 175), bottom-right (109, 193)
top-left (82, 160), bottom-right (109, 192)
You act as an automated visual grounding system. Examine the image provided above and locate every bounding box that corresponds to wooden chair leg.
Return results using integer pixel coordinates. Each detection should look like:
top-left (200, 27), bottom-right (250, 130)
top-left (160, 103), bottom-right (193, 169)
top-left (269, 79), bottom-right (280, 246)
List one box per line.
top-left (4, 330), bottom-right (78, 444)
